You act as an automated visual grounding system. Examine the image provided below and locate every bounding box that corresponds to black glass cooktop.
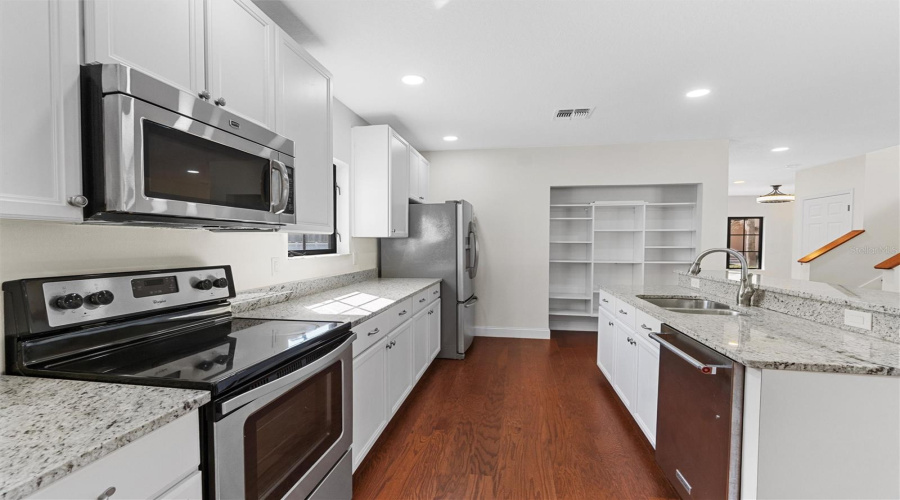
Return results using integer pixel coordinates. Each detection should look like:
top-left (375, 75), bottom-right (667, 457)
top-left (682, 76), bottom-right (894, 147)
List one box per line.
top-left (37, 318), bottom-right (351, 396)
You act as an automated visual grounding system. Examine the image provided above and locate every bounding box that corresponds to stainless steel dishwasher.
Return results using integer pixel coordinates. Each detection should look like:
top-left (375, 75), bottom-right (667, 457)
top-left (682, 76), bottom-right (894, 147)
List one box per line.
top-left (650, 324), bottom-right (744, 500)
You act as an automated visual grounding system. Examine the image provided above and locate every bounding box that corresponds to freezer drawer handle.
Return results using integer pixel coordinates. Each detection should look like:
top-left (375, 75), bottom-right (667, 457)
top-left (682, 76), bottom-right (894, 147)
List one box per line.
top-left (675, 469), bottom-right (692, 495)
top-left (463, 296), bottom-right (479, 308)
top-left (368, 328), bottom-right (380, 336)
top-left (649, 332), bottom-right (730, 375)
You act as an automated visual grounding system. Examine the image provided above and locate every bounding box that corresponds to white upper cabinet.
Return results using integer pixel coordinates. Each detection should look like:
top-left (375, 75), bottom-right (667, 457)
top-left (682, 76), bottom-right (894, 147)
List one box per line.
top-left (0, 0), bottom-right (83, 221)
top-left (83, 0), bottom-right (206, 97)
top-left (408, 149), bottom-right (430, 203)
top-left (206, 0), bottom-right (276, 128)
top-left (275, 30), bottom-right (334, 234)
top-left (351, 125), bottom-right (410, 238)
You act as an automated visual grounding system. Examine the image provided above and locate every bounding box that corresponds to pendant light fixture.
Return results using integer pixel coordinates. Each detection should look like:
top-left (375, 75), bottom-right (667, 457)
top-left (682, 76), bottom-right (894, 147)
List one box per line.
top-left (756, 184), bottom-right (795, 204)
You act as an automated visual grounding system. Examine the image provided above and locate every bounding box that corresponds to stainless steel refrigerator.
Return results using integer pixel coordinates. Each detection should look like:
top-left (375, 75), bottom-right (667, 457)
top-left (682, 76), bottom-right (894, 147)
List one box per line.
top-left (380, 200), bottom-right (479, 359)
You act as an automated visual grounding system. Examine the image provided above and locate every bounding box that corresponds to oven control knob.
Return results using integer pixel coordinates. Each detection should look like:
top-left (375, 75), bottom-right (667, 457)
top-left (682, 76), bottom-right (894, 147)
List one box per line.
top-left (55, 293), bottom-right (84, 310)
top-left (194, 279), bottom-right (213, 291)
top-left (213, 278), bottom-right (229, 289)
top-left (88, 290), bottom-right (115, 306)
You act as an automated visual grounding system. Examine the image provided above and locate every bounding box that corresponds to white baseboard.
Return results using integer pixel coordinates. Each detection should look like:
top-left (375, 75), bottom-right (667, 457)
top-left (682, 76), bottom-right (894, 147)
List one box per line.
top-left (473, 326), bottom-right (550, 339)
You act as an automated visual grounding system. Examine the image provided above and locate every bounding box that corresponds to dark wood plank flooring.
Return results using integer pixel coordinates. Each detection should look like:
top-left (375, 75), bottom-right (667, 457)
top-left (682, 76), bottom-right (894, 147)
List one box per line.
top-left (352, 331), bottom-right (678, 499)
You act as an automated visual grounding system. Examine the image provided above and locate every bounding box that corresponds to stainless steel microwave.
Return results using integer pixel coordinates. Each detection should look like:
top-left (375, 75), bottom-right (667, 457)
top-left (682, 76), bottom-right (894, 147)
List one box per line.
top-left (80, 63), bottom-right (295, 230)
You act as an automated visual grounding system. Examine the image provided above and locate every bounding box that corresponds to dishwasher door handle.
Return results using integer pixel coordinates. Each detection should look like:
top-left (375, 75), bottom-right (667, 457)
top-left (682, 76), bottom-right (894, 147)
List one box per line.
top-left (649, 332), bottom-right (730, 375)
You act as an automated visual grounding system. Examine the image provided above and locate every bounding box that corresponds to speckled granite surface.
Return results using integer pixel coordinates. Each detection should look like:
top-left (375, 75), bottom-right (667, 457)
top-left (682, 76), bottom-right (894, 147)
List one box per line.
top-left (599, 284), bottom-right (900, 376)
top-left (678, 272), bottom-right (900, 343)
top-left (0, 376), bottom-right (209, 500)
top-left (231, 269), bottom-right (379, 314)
top-left (237, 278), bottom-right (441, 327)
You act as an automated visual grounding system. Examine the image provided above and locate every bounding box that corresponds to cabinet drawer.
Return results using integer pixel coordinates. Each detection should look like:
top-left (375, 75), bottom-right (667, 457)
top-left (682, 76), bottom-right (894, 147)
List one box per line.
top-left (598, 289), bottom-right (615, 315)
top-left (412, 283), bottom-right (440, 314)
top-left (351, 298), bottom-right (413, 357)
top-left (614, 299), bottom-right (636, 330)
top-left (29, 410), bottom-right (200, 500)
top-left (636, 309), bottom-right (662, 347)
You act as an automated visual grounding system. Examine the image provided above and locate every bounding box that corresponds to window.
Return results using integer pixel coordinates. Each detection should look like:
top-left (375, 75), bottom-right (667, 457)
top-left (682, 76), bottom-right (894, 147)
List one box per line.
top-left (287, 165), bottom-right (337, 256)
top-left (727, 217), bottom-right (763, 269)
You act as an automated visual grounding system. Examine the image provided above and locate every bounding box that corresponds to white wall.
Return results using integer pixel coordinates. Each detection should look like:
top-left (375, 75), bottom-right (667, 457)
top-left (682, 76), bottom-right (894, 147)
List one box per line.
top-left (0, 98), bottom-right (377, 373)
top-left (425, 139), bottom-right (729, 333)
top-left (791, 146), bottom-right (900, 285)
top-left (728, 196), bottom-right (794, 279)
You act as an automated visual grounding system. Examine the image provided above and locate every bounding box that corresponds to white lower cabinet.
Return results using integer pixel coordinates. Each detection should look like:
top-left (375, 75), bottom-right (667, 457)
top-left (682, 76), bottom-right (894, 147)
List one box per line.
top-left (596, 302), bottom-right (661, 448)
top-left (351, 291), bottom-right (441, 472)
top-left (28, 410), bottom-right (201, 500)
top-left (428, 299), bottom-right (442, 360)
top-left (351, 335), bottom-right (388, 471)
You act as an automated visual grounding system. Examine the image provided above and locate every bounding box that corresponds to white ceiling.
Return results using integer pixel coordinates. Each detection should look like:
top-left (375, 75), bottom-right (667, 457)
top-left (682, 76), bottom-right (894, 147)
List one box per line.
top-left (264, 0), bottom-right (899, 196)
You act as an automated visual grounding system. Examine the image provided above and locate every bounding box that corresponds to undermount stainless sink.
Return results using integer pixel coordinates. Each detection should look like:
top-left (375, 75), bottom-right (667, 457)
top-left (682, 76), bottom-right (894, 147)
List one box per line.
top-left (636, 296), bottom-right (744, 316)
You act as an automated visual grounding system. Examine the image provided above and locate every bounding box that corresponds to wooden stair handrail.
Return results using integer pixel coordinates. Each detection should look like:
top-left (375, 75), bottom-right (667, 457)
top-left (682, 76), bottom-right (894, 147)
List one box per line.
top-left (875, 253), bottom-right (900, 270)
top-left (798, 230), bottom-right (866, 264)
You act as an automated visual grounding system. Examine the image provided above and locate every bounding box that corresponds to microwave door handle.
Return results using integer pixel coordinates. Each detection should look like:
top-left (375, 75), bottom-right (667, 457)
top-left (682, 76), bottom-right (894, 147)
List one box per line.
top-left (270, 159), bottom-right (290, 214)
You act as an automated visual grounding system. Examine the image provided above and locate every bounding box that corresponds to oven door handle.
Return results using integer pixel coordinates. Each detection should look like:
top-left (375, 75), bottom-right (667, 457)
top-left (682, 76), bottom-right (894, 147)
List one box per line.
top-left (218, 333), bottom-right (356, 417)
top-left (270, 159), bottom-right (290, 214)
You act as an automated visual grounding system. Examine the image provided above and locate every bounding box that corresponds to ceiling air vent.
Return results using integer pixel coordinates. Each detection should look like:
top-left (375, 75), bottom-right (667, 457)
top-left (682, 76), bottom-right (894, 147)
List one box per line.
top-left (554, 107), bottom-right (594, 121)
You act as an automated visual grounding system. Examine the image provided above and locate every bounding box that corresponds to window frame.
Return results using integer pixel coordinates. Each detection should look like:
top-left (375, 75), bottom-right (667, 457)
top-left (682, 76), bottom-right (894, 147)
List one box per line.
top-left (726, 216), bottom-right (763, 270)
top-left (287, 165), bottom-right (338, 257)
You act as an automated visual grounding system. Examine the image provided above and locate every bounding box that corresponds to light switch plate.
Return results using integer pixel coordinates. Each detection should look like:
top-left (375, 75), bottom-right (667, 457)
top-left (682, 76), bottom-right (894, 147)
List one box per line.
top-left (690, 278), bottom-right (701, 288)
top-left (844, 309), bottom-right (872, 330)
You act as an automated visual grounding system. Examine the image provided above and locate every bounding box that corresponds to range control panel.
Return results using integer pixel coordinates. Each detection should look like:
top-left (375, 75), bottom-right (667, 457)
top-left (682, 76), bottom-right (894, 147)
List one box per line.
top-left (41, 267), bottom-right (233, 328)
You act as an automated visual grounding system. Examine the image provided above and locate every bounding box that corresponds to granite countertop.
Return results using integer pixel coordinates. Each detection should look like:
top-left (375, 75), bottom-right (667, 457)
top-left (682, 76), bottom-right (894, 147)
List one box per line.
top-left (681, 270), bottom-right (900, 315)
top-left (599, 284), bottom-right (900, 376)
top-left (0, 376), bottom-right (210, 500)
top-left (236, 278), bottom-right (442, 326)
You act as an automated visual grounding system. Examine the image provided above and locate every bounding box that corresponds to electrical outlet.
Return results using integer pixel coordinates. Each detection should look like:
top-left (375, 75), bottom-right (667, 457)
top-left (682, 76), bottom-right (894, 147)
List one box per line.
top-left (844, 309), bottom-right (872, 330)
top-left (271, 257), bottom-right (281, 276)
top-left (690, 278), bottom-right (701, 288)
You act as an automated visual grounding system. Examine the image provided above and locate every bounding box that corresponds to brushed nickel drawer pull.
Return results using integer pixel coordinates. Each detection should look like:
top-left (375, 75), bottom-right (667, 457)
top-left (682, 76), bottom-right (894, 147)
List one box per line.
top-left (419, 298), bottom-right (426, 303)
top-left (399, 310), bottom-right (408, 316)
top-left (368, 328), bottom-right (380, 336)
top-left (641, 324), bottom-right (652, 330)
top-left (618, 309), bottom-right (628, 315)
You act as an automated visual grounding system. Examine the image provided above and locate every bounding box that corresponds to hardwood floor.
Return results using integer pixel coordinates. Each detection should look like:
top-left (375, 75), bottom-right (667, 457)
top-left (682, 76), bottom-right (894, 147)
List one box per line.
top-left (352, 331), bottom-right (678, 499)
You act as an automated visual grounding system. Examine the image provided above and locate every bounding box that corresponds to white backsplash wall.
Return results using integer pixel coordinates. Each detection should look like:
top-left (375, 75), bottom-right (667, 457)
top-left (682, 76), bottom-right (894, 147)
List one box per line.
top-left (0, 99), bottom-right (376, 374)
top-left (425, 139), bottom-right (730, 334)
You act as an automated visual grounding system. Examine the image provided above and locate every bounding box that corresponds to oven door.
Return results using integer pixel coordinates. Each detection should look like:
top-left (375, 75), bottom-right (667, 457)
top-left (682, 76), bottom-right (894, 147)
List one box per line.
top-left (98, 94), bottom-right (295, 226)
top-left (214, 335), bottom-right (353, 500)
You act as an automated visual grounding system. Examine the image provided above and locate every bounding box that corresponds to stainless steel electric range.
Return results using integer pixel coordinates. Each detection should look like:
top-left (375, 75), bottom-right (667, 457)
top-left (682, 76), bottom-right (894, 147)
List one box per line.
top-left (3, 265), bottom-right (354, 500)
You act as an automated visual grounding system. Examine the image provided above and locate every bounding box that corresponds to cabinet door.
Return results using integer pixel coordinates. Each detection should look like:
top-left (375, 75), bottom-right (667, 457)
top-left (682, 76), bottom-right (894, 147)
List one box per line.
top-left (408, 149), bottom-right (421, 202)
top-left (352, 337), bottom-right (387, 472)
top-left (412, 309), bottom-right (429, 382)
top-left (386, 322), bottom-right (413, 415)
top-left (418, 155), bottom-right (430, 203)
top-left (597, 311), bottom-right (616, 380)
top-left (612, 324), bottom-right (638, 411)
top-left (428, 299), bottom-right (442, 360)
top-left (83, 0), bottom-right (205, 96)
top-left (207, 0), bottom-right (275, 128)
top-left (0, 0), bottom-right (83, 221)
top-left (388, 131), bottom-right (410, 237)
top-left (275, 30), bottom-right (334, 234)
top-left (634, 335), bottom-right (660, 447)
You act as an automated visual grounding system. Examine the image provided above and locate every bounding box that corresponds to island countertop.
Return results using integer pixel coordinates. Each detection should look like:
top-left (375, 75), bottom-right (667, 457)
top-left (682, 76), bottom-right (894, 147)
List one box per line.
top-left (235, 277), bottom-right (442, 326)
top-left (599, 284), bottom-right (899, 376)
top-left (0, 376), bottom-right (209, 500)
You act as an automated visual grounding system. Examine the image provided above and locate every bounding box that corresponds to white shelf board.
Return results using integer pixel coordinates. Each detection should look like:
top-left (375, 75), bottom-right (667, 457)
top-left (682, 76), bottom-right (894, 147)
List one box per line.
top-left (549, 293), bottom-right (592, 300)
top-left (550, 204), bottom-right (591, 207)
top-left (591, 201), bottom-right (646, 206)
top-left (593, 229), bottom-right (643, 232)
top-left (550, 260), bottom-right (592, 263)
top-left (646, 202), bottom-right (696, 207)
top-left (645, 245), bottom-right (695, 249)
top-left (593, 260), bottom-right (642, 264)
top-left (644, 261), bottom-right (693, 264)
top-left (549, 309), bottom-right (594, 317)
top-left (550, 241), bottom-right (592, 244)
top-left (550, 217), bottom-right (592, 220)
top-left (644, 228), bottom-right (695, 232)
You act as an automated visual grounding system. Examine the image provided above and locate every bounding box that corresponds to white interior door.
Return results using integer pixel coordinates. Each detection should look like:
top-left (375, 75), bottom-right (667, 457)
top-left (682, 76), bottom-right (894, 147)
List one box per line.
top-left (802, 192), bottom-right (852, 255)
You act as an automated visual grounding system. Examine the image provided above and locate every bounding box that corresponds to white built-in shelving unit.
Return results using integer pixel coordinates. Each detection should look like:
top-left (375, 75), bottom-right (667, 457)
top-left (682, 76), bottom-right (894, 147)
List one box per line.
top-left (549, 184), bottom-right (701, 331)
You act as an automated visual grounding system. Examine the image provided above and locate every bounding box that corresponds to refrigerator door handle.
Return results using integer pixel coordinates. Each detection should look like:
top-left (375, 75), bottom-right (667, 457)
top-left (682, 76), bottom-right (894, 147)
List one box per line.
top-left (463, 296), bottom-right (478, 308)
top-left (468, 225), bottom-right (479, 278)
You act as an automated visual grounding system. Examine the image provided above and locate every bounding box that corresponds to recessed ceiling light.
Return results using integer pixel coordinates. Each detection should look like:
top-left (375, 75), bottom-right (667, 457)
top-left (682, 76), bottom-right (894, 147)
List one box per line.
top-left (685, 88), bottom-right (711, 98)
top-left (186, 170), bottom-right (200, 174)
top-left (733, 180), bottom-right (745, 184)
top-left (443, 135), bottom-right (458, 142)
top-left (401, 75), bottom-right (425, 86)
top-left (771, 147), bottom-right (790, 152)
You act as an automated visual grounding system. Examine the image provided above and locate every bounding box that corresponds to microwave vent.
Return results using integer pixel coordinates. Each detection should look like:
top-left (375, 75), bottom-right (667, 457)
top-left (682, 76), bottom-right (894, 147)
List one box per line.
top-left (554, 107), bottom-right (594, 121)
